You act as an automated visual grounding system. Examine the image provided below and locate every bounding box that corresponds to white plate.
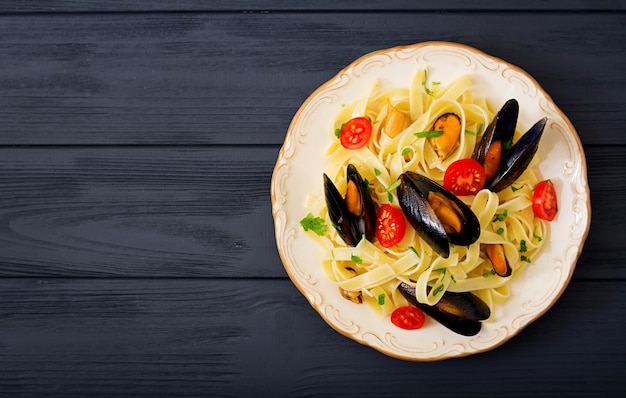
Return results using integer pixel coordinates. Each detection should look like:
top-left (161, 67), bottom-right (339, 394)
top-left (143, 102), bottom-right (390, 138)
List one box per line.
top-left (271, 42), bottom-right (590, 361)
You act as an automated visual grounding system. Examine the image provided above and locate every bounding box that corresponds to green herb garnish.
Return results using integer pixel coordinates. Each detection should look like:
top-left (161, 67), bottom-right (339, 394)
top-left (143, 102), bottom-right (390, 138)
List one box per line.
top-left (377, 293), bottom-right (385, 306)
top-left (386, 179), bottom-right (401, 203)
top-left (409, 246), bottom-right (418, 256)
top-left (511, 184), bottom-right (524, 192)
top-left (351, 254), bottom-right (363, 264)
top-left (374, 168), bottom-right (381, 176)
top-left (521, 256), bottom-right (532, 263)
top-left (493, 209), bottom-right (508, 222)
top-left (401, 147), bottom-right (412, 156)
top-left (422, 70), bottom-right (434, 96)
top-left (300, 213), bottom-right (328, 236)
top-left (483, 270), bottom-right (496, 277)
top-left (533, 227), bottom-right (543, 242)
top-left (432, 284), bottom-right (444, 296)
top-left (520, 240), bottom-right (528, 253)
top-left (414, 130), bottom-right (444, 139)
top-left (496, 227), bottom-right (505, 235)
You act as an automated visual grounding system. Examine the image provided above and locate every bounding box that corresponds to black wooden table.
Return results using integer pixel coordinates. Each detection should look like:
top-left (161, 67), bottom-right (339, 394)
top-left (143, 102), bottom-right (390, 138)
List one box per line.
top-left (1, 2), bottom-right (625, 397)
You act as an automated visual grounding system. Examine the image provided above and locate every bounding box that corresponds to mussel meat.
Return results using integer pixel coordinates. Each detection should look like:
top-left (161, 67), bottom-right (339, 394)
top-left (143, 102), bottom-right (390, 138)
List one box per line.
top-left (473, 99), bottom-right (547, 192)
top-left (398, 282), bottom-right (490, 336)
top-left (487, 243), bottom-right (511, 277)
top-left (323, 164), bottom-right (376, 246)
top-left (396, 171), bottom-right (481, 258)
top-left (430, 113), bottom-right (462, 160)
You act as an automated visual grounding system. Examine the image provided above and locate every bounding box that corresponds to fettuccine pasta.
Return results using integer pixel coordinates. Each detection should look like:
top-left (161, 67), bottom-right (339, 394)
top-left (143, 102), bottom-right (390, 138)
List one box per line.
top-left (304, 69), bottom-right (548, 322)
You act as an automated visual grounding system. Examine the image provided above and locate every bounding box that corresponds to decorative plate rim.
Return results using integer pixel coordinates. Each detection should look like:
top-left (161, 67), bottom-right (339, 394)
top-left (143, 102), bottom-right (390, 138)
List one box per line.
top-left (271, 41), bottom-right (591, 361)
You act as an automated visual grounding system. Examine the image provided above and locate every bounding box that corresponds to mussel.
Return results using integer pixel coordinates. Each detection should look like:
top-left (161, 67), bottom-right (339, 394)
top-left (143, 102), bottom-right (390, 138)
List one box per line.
top-left (487, 243), bottom-right (511, 277)
top-left (473, 99), bottom-right (547, 192)
top-left (398, 282), bottom-right (490, 336)
top-left (430, 113), bottom-right (462, 160)
top-left (323, 164), bottom-right (376, 247)
top-left (396, 171), bottom-right (481, 258)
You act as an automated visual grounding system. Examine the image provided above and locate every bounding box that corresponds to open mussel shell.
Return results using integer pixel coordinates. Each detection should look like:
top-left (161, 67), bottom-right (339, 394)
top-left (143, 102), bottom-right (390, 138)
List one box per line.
top-left (397, 172), bottom-right (481, 258)
top-left (323, 164), bottom-right (376, 247)
top-left (488, 116), bottom-right (547, 192)
top-left (398, 282), bottom-right (490, 336)
top-left (473, 98), bottom-right (519, 167)
top-left (473, 98), bottom-right (547, 193)
top-left (346, 164), bottom-right (377, 241)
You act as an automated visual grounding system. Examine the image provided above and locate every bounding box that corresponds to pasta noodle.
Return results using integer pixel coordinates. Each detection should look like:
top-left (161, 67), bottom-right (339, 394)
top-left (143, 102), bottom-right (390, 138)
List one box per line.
top-left (305, 69), bottom-right (548, 322)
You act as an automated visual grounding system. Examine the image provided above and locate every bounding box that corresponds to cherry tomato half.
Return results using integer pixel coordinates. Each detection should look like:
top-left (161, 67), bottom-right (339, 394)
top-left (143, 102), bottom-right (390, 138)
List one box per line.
top-left (375, 204), bottom-right (406, 248)
top-left (532, 179), bottom-right (558, 221)
top-left (443, 158), bottom-right (486, 196)
top-left (391, 306), bottom-right (425, 330)
top-left (340, 117), bottom-right (372, 149)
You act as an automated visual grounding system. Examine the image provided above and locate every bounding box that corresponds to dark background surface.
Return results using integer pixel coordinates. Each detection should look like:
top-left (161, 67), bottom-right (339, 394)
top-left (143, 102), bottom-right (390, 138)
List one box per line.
top-left (1, 1), bottom-right (625, 396)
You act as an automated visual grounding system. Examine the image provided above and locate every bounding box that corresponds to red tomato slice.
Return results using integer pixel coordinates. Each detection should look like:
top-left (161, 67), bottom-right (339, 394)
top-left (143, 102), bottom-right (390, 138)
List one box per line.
top-left (391, 306), bottom-right (425, 330)
top-left (376, 204), bottom-right (406, 248)
top-left (443, 158), bottom-right (486, 196)
top-left (533, 179), bottom-right (558, 221)
top-left (340, 117), bottom-right (372, 149)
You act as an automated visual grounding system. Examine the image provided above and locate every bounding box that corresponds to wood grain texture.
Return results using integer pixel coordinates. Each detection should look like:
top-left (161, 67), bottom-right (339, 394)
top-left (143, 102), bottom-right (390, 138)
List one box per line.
top-left (0, 4), bottom-right (624, 397)
top-left (2, 0), bottom-right (625, 13)
top-left (0, 279), bottom-right (624, 397)
top-left (0, 146), bottom-right (283, 277)
top-left (0, 145), bottom-right (615, 278)
top-left (0, 12), bottom-right (624, 145)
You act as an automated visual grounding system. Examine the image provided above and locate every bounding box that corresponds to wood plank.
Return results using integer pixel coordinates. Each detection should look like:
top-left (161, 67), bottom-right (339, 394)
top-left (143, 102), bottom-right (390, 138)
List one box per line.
top-left (0, 145), bottom-right (620, 278)
top-left (2, 1), bottom-right (624, 13)
top-left (0, 146), bottom-right (283, 277)
top-left (0, 278), bottom-right (623, 397)
top-left (0, 12), bottom-right (623, 145)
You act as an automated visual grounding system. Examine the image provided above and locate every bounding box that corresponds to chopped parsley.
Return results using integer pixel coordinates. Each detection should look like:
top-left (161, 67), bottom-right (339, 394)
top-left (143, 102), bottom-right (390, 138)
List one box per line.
top-left (422, 70), bottom-right (434, 96)
top-left (431, 284), bottom-right (444, 297)
top-left (414, 130), bottom-right (443, 138)
top-left (374, 168), bottom-right (381, 176)
top-left (351, 254), bottom-right (363, 264)
top-left (377, 293), bottom-right (385, 306)
top-left (496, 227), bottom-right (505, 235)
top-left (520, 240), bottom-right (528, 253)
top-left (533, 227), bottom-right (543, 242)
top-left (334, 123), bottom-right (345, 139)
top-left (521, 256), bottom-right (532, 263)
top-left (386, 179), bottom-right (401, 203)
top-left (409, 246), bottom-right (418, 256)
top-left (401, 147), bottom-right (412, 156)
top-left (464, 129), bottom-right (477, 136)
top-left (493, 209), bottom-right (508, 222)
top-left (300, 213), bottom-right (328, 236)
top-left (434, 267), bottom-right (447, 275)
top-left (483, 269), bottom-right (496, 277)
top-left (511, 184), bottom-right (524, 192)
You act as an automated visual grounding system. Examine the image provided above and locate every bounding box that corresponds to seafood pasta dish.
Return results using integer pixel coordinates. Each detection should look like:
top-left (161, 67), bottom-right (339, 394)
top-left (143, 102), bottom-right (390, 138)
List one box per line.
top-left (299, 70), bottom-right (558, 335)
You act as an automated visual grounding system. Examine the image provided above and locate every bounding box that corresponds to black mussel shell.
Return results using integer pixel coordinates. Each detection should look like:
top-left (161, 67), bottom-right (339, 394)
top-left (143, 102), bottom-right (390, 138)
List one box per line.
top-left (397, 172), bottom-right (481, 258)
top-left (398, 283), bottom-right (490, 336)
top-left (324, 173), bottom-right (360, 246)
top-left (346, 164), bottom-right (377, 242)
top-left (473, 98), bottom-right (519, 167)
top-left (397, 173), bottom-right (450, 258)
top-left (488, 117), bottom-right (547, 192)
top-left (323, 164), bottom-right (377, 247)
